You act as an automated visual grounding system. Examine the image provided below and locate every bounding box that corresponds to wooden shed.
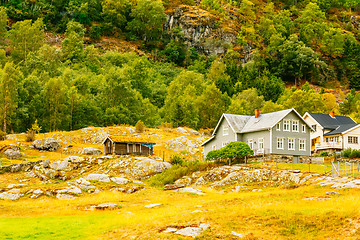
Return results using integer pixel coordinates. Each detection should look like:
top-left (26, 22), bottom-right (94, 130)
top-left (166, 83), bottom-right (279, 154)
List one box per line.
top-left (102, 136), bottom-right (155, 156)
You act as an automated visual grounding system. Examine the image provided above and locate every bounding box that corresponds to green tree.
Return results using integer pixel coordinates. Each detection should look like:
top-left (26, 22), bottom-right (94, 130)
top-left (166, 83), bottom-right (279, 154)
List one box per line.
top-left (101, 0), bottom-right (132, 33)
top-left (126, 0), bottom-right (166, 41)
top-left (206, 141), bottom-right (253, 163)
top-left (9, 19), bottom-right (45, 64)
top-left (0, 62), bottom-right (23, 133)
top-left (62, 21), bottom-right (85, 61)
top-left (0, 7), bottom-right (8, 47)
top-left (207, 60), bottom-right (233, 96)
top-left (228, 88), bottom-right (265, 115)
top-left (43, 77), bottom-right (68, 131)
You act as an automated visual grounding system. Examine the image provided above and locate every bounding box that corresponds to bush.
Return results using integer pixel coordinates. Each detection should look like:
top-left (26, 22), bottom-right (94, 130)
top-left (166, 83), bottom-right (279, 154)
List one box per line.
top-left (342, 148), bottom-right (360, 159)
top-left (25, 130), bottom-right (35, 142)
top-left (148, 160), bottom-right (212, 187)
top-left (342, 148), bottom-right (352, 158)
top-left (319, 151), bottom-right (330, 157)
top-left (135, 120), bottom-right (146, 133)
top-left (170, 155), bottom-right (184, 165)
top-left (206, 141), bottom-right (253, 162)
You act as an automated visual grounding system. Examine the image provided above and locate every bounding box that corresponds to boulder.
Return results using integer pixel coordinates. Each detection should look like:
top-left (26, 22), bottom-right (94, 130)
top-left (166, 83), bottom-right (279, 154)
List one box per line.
top-left (32, 138), bottom-right (61, 151)
top-left (0, 189), bottom-right (23, 200)
top-left (175, 227), bottom-right (203, 237)
top-left (177, 187), bottom-right (205, 195)
top-left (145, 203), bottom-right (162, 208)
top-left (85, 174), bottom-right (110, 183)
top-left (30, 189), bottom-right (44, 199)
top-left (56, 193), bottom-right (76, 200)
top-left (125, 157), bottom-right (172, 179)
top-left (230, 231), bottom-right (244, 238)
top-left (94, 203), bottom-right (118, 210)
top-left (111, 177), bottom-right (130, 185)
top-left (177, 127), bottom-right (189, 135)
top-left (57, 187), bottom-right (82, 195)
top-left (4, 149), bottom-right (22, 160)
top-left (81, 147), bottom-right (102, 155)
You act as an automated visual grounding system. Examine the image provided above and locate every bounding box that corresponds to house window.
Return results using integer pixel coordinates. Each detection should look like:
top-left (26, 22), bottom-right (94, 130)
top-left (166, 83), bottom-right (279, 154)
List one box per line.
top-left (335, 136), bottom-right (339, 142)
top-left (276, 123), bottom-right (281, 131)
top-left (283, 120), bottom-right (290, 131)
top-left (277, 137), bottom-right (284, 149)
top-left (288, 138), bottom-right (295, 150)
top-left (348, 136), bottom-right (358, 144)
top-left (222, 141), bottom-right (229, 147)
top-left (292, 120), bottom-right (299, 132)
top-left (223, 126), bottom-right (229, 136)
top-left (258, 138), bottom-right (264, 150)
top-left (312, 125), bottom-right (317, 131)
top-left (248, 139), bottom-right (253, 150)
top-left (133, 144), bottom-right (136, 152)
top-left (302, 124), bottom-right (306, 133)
top-left (212, 145), bottom-right (216, 151)
top-left (299, 139), bottom-right (306, 151)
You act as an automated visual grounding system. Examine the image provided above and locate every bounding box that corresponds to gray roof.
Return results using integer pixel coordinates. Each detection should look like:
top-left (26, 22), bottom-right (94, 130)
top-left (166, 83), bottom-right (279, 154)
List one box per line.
top-left (307, 112), bottom-right (358, 136)
top-left (324, 124), bottom-right (359, 136)
top-left (307, 112), bottom-right (356, 129)
top-left (218, 109), bottom-right (302, 134)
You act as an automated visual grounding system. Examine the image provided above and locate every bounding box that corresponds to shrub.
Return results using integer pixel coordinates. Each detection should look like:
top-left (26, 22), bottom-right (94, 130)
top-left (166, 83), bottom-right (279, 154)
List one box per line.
top-left (349, 150), bottom-right (360, 159)
top-left (319, 151), bottom-right (330, 157)
top-left (25, 130), bottom-right (35, 142)
top-left (135, 120), bottom-right (146, 133)
top-left (206, 141), bottom-right (253, 162)
top-left (170, 155), bottom-right (184, 165)
top-left (342, 148), bottom-right (352, 158)
top-left (148, 160), bottom-right (213, 187)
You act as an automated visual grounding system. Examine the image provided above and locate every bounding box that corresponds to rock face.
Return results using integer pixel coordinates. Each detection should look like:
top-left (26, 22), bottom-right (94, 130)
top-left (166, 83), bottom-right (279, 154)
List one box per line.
top-left (164, 5), bottom-right (236, 56)
top-left (0, 189), bottom-right (23, 200)
top-left (32, 138), bottom-right (61, 151)
top-left (4, 149), bottom-right (22, 160)
top-left (124, 157), bottom-right (172, 179)
top-left (85, 174), bottom-right (111, 182)
top-left (81, 147), bottom-right (102, 155)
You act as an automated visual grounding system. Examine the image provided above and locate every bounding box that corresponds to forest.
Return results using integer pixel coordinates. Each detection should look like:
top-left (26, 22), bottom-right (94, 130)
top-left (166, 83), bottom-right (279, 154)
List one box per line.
top-left (0, 0), bottom-right (359, 133)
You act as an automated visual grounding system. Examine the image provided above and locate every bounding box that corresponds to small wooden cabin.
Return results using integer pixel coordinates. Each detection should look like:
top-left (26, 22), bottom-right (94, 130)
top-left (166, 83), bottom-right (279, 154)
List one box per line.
top-left (102, 136), bottom-right (155, 156)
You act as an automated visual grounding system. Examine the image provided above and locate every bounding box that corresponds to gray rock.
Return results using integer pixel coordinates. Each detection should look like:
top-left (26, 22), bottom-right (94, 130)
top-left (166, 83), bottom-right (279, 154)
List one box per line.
top-left (81, 147), bottom-right (102, 155)
top-left (32, 138), bottom-right (61, 151)
top-left (230, 231), bottom-right (244, 238)
top-left (125, 157), bottom-right (172, 179)
top-left (326, 191), bottom-right (340, 195)
top-left (4, 149), bottom-right (22, 160)
top-left (57, 187), bottom-right (82, 195)
top-left (126, 127), bottom-right (135, 134)
top-left (111, 177), bottom-right (130, 185)
top-left (0, 188), bottom-right (23, 200)
top-left (85, 174), bottom-right (110, 183)
top-left (30, 189), bottom-right (44, 199)
top-left (177, 127), bottom-right (189, 135)
top-left (145, 203), bottom-right (162, 208)
top-left (41, 160), bottom-right (50, 168)
top-left (175, 227), bottom-right (203, 237)
top-left (188, 129), bottom-right (200, 135)
top-left (162, 227), bottom-right (178, 233)
top-left (177, 187), bottom-right (205, 195)
top-left (95, 203), bottom-right (118, 210)
top-left (7, 184), bottom-right (27, 189)
top-left (56, 193), bottom-right (76, 200)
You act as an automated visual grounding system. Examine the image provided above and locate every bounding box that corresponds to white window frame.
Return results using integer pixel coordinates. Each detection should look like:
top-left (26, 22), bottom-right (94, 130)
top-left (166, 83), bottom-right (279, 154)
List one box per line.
top-left (222, 141), bottom-right (229, 147)
top-left (277, 137), bottom-right (284, 150)
top-left (223, 126), bottom-right (229, 136)
top-left (288, 138), bottom-right (295, 150)
top-left (283, 119), bottom-right (290, 132)
top-left (299, 139), bottom-right (306, 151)
top-left (212, 145), bottom-right (216, 151)
top-left (133, 144), bottom-right (136, 152)
top-left (348, 136), bottom-right (358, 144)
top-left (276, 123), bottom-right (281, 131)
top-left (248, 139), bottom-right (253, 150)
top-left (302, 124), bottom-right (306, 133)
top-left (258, 138), bottom-right (264, 150)
top-left (292, 120), bottom-right (299, 132)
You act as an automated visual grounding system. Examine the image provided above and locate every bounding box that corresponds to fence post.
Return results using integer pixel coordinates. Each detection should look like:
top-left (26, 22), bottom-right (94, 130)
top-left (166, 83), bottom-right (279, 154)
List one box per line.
top-left (345, 161), bottom-right (346, 176)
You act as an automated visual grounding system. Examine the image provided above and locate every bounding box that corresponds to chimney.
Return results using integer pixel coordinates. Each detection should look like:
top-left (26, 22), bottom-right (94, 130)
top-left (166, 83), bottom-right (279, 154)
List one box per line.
top-left (255, 109), bottom-right (261, 118)
top-left (330, 110), bottom-right (335, 118)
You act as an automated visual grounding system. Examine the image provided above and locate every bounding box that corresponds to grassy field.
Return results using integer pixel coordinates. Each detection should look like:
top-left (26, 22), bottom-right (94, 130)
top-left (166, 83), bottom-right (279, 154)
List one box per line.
top-left (0, 184), bottom-right (359, 239)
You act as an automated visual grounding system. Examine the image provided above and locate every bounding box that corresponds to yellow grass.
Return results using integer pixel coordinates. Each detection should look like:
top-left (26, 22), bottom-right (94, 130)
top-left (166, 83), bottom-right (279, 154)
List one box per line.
top-left (1, 184), bottom-right (360, 239)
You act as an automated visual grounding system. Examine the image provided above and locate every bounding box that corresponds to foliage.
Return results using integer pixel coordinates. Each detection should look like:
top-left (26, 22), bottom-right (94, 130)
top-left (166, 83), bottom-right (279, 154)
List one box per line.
top-left (148, 160), bottom-right (210, 186)
top-left (342, 148), bottom-right (360, 159)
top-left (206, 141), bottom-right (253, 162)
top-left (135, 120), bottom-right (146, 133)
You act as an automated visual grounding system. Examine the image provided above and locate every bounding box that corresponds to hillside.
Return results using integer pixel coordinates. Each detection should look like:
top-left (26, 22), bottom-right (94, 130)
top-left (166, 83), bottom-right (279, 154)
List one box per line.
top-left (0, 1), bottom-right (358, 134)
top-left (1, 127), bottom-right (360, 239)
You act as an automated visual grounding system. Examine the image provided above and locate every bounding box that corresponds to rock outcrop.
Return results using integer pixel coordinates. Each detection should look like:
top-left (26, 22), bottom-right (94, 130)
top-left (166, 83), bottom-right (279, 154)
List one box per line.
top-left (4, 149), bottom-right (22, 160)
top-left (32, 138), bottom-right (61, 151)
top-left (81, 147), bottom-right (102, 155)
